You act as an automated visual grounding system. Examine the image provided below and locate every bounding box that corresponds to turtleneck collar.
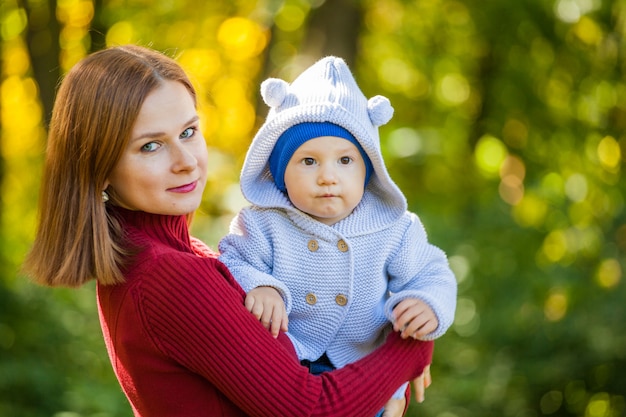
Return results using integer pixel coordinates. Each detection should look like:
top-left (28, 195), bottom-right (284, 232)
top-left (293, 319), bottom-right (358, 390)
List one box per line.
top-left (108, 206), bottom-right (193, 254)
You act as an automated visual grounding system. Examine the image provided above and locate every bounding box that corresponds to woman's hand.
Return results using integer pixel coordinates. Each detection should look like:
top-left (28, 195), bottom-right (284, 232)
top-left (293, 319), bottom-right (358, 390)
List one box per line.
top-left (412, 364), bottom-right (432, 403)
top-left (382, 364), bottom-right (432, 417)
top-left (381, 397), bottom-right (406, 417)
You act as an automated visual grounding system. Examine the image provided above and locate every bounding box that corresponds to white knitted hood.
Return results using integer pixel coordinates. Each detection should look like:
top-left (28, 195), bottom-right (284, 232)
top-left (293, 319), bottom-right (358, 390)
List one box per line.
top-left (239, 56), bottom-right (407, 223)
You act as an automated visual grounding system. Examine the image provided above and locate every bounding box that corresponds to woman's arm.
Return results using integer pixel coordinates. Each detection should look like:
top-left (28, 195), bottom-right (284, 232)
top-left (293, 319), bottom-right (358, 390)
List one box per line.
top-left (142, 253), bottom-right (433, 417)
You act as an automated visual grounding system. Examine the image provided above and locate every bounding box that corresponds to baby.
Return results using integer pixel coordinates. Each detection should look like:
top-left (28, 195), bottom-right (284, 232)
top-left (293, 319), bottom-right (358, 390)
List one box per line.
top-left (220, 56), bottom-right (457, 416)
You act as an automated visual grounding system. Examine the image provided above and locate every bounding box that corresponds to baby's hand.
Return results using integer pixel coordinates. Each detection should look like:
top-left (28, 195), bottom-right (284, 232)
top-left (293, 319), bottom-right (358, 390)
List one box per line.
top-left (245, 286), bottom-right (288, 338)
top-left (381, 396), bottom-right (406, 417)
top-left (392, 298), bottom-right (438, 340)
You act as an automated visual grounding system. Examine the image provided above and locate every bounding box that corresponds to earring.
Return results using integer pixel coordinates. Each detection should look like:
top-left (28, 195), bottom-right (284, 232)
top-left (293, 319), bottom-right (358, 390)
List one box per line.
top-left (102, 190), bottom-right (109, 203)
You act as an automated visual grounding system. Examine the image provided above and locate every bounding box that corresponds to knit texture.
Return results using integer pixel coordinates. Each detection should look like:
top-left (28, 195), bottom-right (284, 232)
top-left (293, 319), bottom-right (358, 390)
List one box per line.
top-left (219, 195), bottom-right (457, 369)
top-left (221, 55), bottom-right (456, 362)
top-left (239, 56), bottom-right (406, 217)
top-left (98, 207), bottom-right (433, 417)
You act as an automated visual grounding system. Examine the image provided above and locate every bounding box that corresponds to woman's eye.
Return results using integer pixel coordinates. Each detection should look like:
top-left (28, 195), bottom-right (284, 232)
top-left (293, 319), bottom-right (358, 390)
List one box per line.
top-left (141, 142), bottom-right (160, 152)
top-left (302, 157), bottom-right (316, 166)
top-left (181, 127), bottom-right (196, 139)
top-left (340, 156), bottom-right (352, 165)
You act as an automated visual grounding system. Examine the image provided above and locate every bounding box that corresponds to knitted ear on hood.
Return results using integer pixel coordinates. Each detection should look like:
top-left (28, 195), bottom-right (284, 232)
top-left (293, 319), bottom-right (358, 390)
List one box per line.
top-left (367, 95), bottom-right (394, 127)
top-left (261, 78), bottom-right (289, 108)
top-left (239, 55), bottom-right (408, 221)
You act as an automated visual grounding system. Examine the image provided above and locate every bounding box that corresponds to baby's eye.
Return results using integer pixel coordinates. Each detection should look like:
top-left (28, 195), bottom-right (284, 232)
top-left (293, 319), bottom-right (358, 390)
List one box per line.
top-left (141, 142), bottom-right (160, 152)
top-left (181, 127), bottom-right (196, 139)
top-left (302, 157), bottom-right (316, 166)
top-left (340, 156), bottom-right (353, 165)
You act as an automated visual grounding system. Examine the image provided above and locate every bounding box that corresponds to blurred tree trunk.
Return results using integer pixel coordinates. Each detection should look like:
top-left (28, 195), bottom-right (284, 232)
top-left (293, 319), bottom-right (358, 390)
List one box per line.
top-left (19, 0), bottom-right (60, 127)
top-left (257, 0), bottom-right (362, 114)
top-left (300, 0), bottom-right (362, 66)
top-left (90, 0), bottom-right (107, 52)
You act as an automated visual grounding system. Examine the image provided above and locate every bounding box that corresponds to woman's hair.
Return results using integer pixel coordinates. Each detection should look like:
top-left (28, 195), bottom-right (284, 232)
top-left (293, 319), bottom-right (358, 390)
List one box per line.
top-left (22, 45), bottom-right (197, 287)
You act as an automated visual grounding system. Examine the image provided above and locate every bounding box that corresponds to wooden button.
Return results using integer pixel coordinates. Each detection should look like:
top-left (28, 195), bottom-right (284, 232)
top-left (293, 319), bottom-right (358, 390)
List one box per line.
top-left (335, 294), bottom-right (348, 306)
top-left (337, 239), bottom-right (348, 252)
top-left (308, 239), bottom-right (319, 252)
top-left (305, 293), bottom-right (317, 305)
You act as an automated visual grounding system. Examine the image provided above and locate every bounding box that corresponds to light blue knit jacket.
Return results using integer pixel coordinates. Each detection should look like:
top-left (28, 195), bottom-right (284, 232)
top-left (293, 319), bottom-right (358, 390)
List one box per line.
top-left (219, 56), bottom-right (457, 379)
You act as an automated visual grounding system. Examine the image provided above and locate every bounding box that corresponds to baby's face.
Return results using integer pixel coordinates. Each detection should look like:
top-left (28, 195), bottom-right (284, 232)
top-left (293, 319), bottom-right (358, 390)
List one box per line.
top-left (284, 136), bottom-right (366, 225)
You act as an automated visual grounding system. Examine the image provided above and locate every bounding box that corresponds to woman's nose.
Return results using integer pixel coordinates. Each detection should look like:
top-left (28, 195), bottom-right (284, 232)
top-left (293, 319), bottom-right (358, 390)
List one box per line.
top-left (172, 143), bottom-right (197, 172)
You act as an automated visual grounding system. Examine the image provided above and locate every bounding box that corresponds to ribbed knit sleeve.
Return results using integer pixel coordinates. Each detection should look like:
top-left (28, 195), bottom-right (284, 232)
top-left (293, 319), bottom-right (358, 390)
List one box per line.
top-left (98, 209), bottom-right (433, 416)
top-left (138, 253), bottom-right (432, 416)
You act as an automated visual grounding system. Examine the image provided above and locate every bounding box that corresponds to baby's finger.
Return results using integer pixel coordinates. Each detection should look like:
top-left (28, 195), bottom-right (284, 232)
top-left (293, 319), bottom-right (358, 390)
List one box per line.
top-left (259, 306), bottom-right (273, 330)
top-left (414, 320), bottom-right (438, 338)
top-left (269, 309), bottom-right (283, 338)
top-left (402, 318), bottom-right (423, 338)
top-left (391, 300), bottom-right (413, 328)
top-left (248, 298), bottom-right (267, 322)
top-left (400, 315), bottom-right (428, 338)
top-left (393, 301), bottom-right (426, 331)
top-left (244, 295), bottom-right (256, 314)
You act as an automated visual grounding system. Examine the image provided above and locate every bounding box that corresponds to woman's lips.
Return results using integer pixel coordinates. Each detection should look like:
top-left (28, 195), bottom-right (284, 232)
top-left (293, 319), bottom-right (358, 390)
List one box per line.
top-left (168, 180), bottom-right (198, 193)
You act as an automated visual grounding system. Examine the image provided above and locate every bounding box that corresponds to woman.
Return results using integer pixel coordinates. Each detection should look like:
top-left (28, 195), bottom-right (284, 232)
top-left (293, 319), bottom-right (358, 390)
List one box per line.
top-left (22, 44), bottom-right (432, 417)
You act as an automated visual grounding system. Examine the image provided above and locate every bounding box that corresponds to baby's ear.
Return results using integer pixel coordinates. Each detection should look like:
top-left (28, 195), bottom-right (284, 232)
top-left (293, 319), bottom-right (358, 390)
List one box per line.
top-left (367, 95), bottom-right (394, 127)
top-left (260, 78), bottom-right (289, 108)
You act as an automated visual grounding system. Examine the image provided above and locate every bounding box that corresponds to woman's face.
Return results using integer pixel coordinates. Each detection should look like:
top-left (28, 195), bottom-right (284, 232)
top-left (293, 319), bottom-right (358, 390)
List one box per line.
top-left (106, 80), bottom-right (208, 215)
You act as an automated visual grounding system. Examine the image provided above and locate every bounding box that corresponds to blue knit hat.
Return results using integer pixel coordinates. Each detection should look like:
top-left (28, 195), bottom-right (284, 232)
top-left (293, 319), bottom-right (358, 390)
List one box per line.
top-left (238, 56), bottom-right (407, 214)
top-left (269, 122), bottom-right (374, 192)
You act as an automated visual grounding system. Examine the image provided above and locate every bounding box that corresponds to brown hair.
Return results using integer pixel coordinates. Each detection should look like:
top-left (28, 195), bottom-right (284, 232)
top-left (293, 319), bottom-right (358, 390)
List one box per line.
top-left (22, 45), bottom-right (197, 287)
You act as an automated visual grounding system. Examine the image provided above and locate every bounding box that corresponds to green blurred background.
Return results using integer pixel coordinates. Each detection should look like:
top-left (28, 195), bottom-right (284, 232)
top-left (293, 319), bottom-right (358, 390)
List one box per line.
top-left (1, 0), bottom-right (625, 416)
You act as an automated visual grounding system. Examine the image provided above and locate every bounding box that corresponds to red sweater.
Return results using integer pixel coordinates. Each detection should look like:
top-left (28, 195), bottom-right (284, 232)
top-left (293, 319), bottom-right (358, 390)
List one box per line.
top-left (97, 207), bottom-right (433, 416)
